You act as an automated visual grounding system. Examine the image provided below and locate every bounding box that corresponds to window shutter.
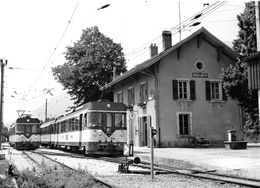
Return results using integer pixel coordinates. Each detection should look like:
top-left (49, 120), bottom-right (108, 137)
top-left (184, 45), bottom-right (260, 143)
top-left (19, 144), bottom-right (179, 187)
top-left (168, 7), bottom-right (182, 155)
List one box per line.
top-left (205, 81), bottom-right (211, 101)
top-left (190, 80), bottom-right (196, 100)
top-left (222, 86), bottom-right (228, 101)
top-left (172, 80), bottom-right (178, 100)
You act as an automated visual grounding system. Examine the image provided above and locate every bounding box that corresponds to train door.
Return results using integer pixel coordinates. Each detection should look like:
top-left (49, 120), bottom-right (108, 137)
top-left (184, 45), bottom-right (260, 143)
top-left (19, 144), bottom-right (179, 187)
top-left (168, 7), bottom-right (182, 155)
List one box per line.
top-left (79, 114), bottom-right (83, 146)
top-left (139, 116), bottom-right (149, 147)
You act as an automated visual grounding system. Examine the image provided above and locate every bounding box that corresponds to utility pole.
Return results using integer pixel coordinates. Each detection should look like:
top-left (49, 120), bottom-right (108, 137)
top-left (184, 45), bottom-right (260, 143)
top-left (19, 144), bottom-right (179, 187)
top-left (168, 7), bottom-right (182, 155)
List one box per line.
top-left (45, 98), bottom-right (47, 122)
top-left (255, 1), bottom-right (260, 123)
top-left (0, 59), bottom-right (7, 149)
top-left (178, 1), bottom-right (181, 41)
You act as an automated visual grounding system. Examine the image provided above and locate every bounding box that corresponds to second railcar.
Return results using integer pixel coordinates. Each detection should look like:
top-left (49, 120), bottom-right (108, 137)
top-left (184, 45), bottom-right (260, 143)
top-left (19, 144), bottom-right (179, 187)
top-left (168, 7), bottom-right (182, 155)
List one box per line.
top-left (9, 115), bottom-right (41, 150)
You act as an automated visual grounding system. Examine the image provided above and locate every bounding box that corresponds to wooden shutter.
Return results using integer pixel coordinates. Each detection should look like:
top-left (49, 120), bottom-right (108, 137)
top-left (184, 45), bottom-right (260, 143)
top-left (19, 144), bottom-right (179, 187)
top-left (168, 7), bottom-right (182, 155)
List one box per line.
top-left (222, 86), bottom-right (228, 101)
top-left (190, 80), bottom-right (196, 100)
top-left (172, 80), bottom-right (178, 100)
top-left (205, 81), bottom-right (211, 101)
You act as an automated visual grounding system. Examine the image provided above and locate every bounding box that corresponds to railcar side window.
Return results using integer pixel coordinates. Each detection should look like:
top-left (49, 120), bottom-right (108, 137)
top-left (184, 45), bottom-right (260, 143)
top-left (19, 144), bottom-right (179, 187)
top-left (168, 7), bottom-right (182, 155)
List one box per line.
top-left (16, 125), bottom-right (24, 133)
top-left (106, 113), bottom-right (112, 128)
top-left (75, 117), bottom-right (79, 130)
top-left (87, 112), bottom-right (102, 127)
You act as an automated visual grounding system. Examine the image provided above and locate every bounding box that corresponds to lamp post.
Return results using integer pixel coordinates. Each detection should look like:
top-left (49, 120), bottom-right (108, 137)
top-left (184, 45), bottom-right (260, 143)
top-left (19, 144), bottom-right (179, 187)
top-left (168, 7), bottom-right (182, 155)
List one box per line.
top-left (0, 59), bottom-right (7, 149)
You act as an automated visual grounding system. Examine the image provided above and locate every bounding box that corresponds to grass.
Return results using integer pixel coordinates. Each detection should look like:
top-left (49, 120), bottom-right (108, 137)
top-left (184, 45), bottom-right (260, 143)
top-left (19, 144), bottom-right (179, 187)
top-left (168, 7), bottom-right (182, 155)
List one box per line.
top-left (1, 163), bottom-right (99, 188)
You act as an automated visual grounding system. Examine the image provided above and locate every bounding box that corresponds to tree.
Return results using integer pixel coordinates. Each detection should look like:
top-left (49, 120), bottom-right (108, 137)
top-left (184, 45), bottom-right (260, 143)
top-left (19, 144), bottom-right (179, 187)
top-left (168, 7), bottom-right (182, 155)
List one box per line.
top-left (222, 1), bottom-right (259, 139)
top-left (52, 26), bottom-right (127, 105)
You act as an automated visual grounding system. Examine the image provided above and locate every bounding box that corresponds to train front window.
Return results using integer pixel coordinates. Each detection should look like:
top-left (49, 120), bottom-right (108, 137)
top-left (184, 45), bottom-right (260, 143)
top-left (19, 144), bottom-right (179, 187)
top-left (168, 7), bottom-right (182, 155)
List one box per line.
top-left (88, 112), bottom-right (102, 127)
top-left (25, 125), bottom-right (31, 133)
top-left (106, 113), bottom-right (112, 128)
top-left (16, 125), bottom-right (24, 133)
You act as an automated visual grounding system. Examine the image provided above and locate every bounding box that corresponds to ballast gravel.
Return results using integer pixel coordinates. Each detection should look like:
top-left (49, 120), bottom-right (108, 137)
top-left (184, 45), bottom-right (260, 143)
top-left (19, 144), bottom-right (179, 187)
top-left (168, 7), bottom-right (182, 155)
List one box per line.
top-left (4, 148), bottom-right (248, 188)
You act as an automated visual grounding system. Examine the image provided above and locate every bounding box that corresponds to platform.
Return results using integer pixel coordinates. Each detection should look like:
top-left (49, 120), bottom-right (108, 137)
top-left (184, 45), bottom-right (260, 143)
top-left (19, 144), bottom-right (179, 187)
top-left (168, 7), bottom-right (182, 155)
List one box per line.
top-left (133, 143), bottom-right (260, 179)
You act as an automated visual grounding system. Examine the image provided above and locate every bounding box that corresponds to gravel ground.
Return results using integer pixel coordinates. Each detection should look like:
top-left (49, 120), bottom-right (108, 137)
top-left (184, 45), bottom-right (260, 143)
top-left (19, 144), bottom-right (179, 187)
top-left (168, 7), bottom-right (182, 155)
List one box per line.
top-left (3, 147), bottom-right (250, 188)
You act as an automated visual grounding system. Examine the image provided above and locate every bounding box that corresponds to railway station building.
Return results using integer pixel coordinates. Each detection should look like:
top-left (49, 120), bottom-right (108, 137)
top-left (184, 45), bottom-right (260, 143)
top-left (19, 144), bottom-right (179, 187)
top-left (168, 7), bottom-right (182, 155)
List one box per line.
top-left (104, 27), bottom-right (243, 148)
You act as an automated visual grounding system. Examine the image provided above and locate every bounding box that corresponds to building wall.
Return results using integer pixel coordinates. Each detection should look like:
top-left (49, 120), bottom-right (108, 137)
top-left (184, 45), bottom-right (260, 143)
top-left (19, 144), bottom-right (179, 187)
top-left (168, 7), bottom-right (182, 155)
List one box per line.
top-left (158, 37), bottom-right (240, 147)
top-left (113, 74), bottom-right (157, 147)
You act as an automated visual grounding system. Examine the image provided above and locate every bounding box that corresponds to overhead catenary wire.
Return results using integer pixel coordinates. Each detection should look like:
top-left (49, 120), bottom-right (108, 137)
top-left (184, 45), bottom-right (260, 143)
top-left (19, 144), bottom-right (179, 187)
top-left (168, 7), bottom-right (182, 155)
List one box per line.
top-left (24, 0), bottom-right (80, 101)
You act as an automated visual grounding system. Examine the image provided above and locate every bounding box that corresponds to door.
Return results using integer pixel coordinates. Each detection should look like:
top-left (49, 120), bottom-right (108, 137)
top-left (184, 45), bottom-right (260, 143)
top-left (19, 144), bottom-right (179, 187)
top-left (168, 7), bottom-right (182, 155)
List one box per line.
top-left (140, 116), bottom-right (148, 147)
top-left (79, 114), bottom-right (83, 146)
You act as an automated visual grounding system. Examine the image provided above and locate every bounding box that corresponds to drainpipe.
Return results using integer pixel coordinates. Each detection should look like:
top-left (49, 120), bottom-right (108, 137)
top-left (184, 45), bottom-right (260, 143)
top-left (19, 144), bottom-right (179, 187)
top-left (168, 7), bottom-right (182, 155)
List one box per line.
top-left (154, 64), bottom-right (161, 148)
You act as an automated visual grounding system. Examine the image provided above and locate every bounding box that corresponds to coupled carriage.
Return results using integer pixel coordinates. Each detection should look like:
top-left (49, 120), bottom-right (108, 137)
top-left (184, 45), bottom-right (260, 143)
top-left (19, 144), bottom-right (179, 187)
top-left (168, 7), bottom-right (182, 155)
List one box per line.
top-left (40, 101), bottom-right (127, 155)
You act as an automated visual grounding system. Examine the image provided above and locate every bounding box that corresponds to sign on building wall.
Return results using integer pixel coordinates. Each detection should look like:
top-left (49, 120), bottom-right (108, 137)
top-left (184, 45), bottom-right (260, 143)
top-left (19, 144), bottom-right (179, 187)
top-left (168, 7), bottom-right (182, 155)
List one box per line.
top-left (192, 72), bottom-right (208, 78)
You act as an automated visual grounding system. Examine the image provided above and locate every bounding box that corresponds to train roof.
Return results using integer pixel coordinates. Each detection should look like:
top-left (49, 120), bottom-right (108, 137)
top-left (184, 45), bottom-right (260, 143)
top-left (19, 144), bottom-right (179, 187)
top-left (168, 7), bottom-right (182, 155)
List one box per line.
top-left (56, 101), bottom-right (126, 122)
top-left (16, 115), bottom-right (40, 124)
top-left (40, 120), bottom-right (55, 128)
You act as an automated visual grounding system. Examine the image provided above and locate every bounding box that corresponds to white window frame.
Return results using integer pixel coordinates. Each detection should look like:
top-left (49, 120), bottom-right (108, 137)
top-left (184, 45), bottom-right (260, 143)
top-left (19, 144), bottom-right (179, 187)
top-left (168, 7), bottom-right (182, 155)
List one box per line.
top-left (177, 79), bottom-right (190, 100)
top-left (127, 86), bottom-right (135, 105)
top-left (140, 81), bottom-right (148, 103)
top-left (117, 90), bottom-right (123, 103)
top-left (209, 79), bottom-right (223, 101)
top-left (176, 112), bottom-right (192, 135)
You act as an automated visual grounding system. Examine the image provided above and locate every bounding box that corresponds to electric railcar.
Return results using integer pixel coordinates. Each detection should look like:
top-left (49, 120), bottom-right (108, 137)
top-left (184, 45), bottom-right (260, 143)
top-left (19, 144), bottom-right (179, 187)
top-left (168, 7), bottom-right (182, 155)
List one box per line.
top-left (40, 101), bottom-right (127, 155)
top-left (9, 115), bottom-right (41, 150)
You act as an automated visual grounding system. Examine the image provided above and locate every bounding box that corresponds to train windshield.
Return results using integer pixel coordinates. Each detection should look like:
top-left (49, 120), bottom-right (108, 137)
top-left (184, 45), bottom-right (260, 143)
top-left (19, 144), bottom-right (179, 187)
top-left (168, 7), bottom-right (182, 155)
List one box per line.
top-left (87, 112), bottom-right (126, 128)
top-left (32, 124), bottom-right (39, 133)
top-left (16, 125), bottom-right (24, 133)
top-left (88, 112), bottom-right (102, 127)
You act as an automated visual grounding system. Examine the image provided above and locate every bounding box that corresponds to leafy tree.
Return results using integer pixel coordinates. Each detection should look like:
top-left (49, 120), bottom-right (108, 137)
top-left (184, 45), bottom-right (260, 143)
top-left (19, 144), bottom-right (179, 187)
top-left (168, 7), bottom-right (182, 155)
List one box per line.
top-left (52, 26), bottom-right (127, 105)
top-left (222, 1), bottom-right (259, 139)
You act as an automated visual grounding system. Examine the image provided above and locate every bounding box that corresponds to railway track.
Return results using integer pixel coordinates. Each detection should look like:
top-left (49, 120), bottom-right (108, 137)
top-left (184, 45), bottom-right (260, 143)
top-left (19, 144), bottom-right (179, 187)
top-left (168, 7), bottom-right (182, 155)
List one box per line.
top-left (21, 151), bottom-right (113, 188)
top-left (91, 156), bottom-right (260, 188)
top-left (35, 149), bottom-right (260, 187)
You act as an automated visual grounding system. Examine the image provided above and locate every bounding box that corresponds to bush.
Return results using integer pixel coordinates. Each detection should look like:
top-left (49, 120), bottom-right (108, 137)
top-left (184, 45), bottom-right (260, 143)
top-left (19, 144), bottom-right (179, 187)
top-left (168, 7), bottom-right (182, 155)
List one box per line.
top-left (9, 164), bottom-right (97, 188)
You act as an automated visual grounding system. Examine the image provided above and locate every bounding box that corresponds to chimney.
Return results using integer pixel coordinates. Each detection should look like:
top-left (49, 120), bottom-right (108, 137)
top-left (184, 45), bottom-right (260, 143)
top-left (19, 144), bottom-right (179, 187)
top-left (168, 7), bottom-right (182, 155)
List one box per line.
top-left (162, 31), bottom-right (172, 51)
top-left (149, 43), bottom-right (158, 58)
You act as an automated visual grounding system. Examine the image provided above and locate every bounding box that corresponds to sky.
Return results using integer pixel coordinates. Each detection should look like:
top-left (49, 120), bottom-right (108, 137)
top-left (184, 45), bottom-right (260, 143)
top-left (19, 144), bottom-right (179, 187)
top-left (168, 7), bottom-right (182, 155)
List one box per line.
top-left (0, 0), bottom-right (246, 124)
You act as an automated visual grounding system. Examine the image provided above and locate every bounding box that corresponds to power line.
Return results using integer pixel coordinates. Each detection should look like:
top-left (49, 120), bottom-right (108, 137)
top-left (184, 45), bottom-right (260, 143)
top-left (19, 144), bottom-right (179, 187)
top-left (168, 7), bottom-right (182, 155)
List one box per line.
top-left (126, 1), bottom-right (227, 62)
top-left (25, 0), bottom-right (80, 101)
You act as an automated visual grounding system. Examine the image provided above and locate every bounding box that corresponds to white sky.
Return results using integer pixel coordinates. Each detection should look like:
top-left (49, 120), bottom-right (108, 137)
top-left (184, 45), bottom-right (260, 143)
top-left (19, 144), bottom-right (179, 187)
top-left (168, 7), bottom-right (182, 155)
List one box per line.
top-left (0, 0), bottom-right (245, 124)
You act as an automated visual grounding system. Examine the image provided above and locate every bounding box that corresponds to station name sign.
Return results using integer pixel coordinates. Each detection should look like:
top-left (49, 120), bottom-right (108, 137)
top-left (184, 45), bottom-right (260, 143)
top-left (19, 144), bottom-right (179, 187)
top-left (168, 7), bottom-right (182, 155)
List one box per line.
top-left (192, 72), bottom-right (208, 78)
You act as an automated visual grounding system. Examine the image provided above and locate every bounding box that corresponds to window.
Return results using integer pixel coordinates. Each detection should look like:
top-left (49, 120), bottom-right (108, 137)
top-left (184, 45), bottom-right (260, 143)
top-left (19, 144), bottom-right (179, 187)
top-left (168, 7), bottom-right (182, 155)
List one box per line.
top-left (88, 112), bottom-right (102, 127)
top-left (117, 91), bottom-right (123, 103)
top-left (16, 125), bottom-right (24, 133)
top-left (140, 82), bottom-right (148, 103)
top-left (177, 112), bottom-right (192, 135)
top-left (75, 117), bottom-right (79, 130)
top-left (115, 113), bottom-right (126, 128)
top-left (25, 125), bottom-right (30, 133)
top-left (178, 81), bottom-right (188, 99)
top-left (172, 80), bottom-right (196, 100)
top-left (128, 87), bottom-right (135, 105)
top-left (211, 82), bottom-right (220, 99)
top-left (205, 80), bottom-right (227, 101)
top-left (106, 113), bottom-right (112, 127)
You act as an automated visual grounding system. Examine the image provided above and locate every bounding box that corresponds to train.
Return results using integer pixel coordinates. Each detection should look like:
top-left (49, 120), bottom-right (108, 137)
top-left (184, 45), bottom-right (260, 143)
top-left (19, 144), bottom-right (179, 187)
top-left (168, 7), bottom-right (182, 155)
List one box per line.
top-left (9, 115), bottom-right (41, 150)
top-left (40, 101), bottom-right (127, 155)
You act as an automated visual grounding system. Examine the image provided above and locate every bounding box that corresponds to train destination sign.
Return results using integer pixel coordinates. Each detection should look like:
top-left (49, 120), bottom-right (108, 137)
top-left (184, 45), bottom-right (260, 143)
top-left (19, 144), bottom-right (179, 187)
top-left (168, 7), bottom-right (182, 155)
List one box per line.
top-left (192, 72), bottom-right (208, 78)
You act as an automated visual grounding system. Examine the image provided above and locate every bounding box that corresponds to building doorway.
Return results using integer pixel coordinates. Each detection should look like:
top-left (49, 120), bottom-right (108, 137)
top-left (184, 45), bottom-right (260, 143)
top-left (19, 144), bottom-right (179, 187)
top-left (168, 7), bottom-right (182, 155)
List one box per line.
top-left (139, 116), bottom-right (148, 146)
